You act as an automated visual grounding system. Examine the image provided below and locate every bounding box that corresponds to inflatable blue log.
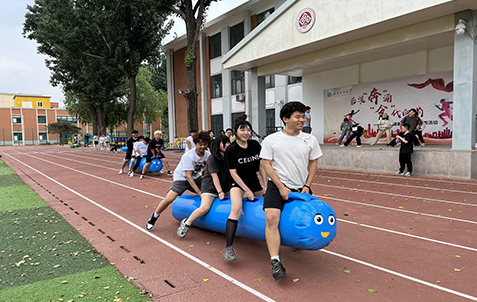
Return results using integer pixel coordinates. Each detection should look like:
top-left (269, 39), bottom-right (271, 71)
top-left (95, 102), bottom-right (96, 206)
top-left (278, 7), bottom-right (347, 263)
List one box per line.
top-left (172, 192), bottom-right (337, 250)
top-left (123, 158), bottom-right (163, 172)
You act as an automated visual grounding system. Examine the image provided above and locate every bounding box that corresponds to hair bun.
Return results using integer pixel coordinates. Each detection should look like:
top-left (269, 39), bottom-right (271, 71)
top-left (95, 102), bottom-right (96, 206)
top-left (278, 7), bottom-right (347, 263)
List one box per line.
top-left (235, 114), bottom-right (247, 124)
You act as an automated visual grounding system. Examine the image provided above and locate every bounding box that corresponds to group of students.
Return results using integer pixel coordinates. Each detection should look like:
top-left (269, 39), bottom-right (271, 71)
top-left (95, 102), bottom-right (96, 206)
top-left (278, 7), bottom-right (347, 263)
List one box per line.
top-left (143, 101), bottom-right (322, 281)
top-left (336, 108), bottom-right (425, 177)
top-left (118, 130), bottom-right (174, 179)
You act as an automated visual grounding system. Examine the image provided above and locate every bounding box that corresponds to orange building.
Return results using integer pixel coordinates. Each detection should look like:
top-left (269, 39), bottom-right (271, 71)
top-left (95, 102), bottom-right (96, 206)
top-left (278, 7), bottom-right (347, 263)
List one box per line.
top-left (0, 93), bottom-right (166, 146)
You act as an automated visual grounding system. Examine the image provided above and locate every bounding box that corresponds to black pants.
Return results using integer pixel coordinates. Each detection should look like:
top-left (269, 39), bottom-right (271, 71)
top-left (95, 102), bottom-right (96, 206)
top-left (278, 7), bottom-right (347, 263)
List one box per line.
top-left (344, 133), bottom-right (362, 146)
top-left (132, 156), bottom-right (142, 172)
top-left (414, 130), bottom-right (425, 145)
top-left (399, 153), bottom-right (412, 173)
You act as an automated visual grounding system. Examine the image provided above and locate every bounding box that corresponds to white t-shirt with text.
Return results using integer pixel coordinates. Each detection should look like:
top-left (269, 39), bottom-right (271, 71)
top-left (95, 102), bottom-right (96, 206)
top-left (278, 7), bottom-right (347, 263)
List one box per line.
top-left (174, 148), bottom-right (211, 181)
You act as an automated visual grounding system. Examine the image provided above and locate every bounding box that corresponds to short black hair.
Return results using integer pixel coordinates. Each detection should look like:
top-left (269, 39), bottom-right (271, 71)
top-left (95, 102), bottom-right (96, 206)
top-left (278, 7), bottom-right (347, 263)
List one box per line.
top-left (193, 131), bottom-right (212, 144)
top-left (131, 130), bottom-right (139, 134)
top-left (409, 108), bottom-right (417, 113)
top-left (344, 117), bottom-right (349, 122)
top-left (225, 128), bottom-right (233, 133)
top-left (144, 137), bottom-right (151, 143)
top-left (280, 101), bottom-right (307, 124)
top-left (402, 123), bottom-right (411, 130)
top-left (190, 129), bottom-right (198, 133)
top-left (137, 135), bottom-right (145, 140)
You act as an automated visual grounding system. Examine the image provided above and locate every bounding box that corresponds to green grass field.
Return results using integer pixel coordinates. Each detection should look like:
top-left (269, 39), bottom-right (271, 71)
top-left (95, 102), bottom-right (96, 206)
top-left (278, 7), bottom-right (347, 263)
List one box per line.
top-left (0, 160), bottom-right (149, 301)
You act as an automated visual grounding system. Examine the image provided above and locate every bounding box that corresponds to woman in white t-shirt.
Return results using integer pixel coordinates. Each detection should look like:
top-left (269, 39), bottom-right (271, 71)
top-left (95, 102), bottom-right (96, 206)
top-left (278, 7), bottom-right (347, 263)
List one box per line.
top-left (184, 130), bottom-right (197, 152)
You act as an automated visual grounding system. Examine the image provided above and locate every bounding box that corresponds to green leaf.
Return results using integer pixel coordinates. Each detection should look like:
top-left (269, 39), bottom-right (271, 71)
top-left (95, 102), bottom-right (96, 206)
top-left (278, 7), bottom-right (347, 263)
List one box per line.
top-left (368, 289), bottom-right (377, 293)
top-left (343, 269), bottom-right (351, 273)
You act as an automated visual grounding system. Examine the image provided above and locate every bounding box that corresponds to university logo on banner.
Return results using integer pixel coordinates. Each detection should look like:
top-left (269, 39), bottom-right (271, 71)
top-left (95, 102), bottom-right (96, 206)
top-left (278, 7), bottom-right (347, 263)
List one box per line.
top-left (296, 8), bottom-right (315, 33)
top-left (323, 72), bottom-right (453, 144)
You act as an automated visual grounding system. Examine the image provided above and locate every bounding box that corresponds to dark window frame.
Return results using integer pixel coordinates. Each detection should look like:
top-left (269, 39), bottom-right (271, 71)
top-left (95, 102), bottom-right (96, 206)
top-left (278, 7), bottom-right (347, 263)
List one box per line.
top-left (230, 22), bottom-right (244, 49)
top-left (231, 70), bottom-right (245, 95)
top-left (211, 74), bottom-right (223, 98)
top-left (38, 115), bottom-right (47, 124)
top-left (258, 8), bottom-right (275, 25)
top-left (209, 32), bottom-right (222, 59)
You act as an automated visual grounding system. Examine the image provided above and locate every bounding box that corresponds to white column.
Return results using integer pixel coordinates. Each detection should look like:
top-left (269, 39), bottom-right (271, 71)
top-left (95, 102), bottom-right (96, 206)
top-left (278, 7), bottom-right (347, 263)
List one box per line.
top-left (166, 49), bottom-right (176, 139)
top-left (199, 32), bottom-right (209, 130)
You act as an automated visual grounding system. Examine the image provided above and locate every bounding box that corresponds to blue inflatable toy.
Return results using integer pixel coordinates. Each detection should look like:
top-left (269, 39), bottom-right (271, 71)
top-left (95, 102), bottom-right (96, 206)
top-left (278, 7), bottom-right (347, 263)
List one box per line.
top-left (138, 158), bottom-right (163, 172)
top-left (122, 146), bottom-right (128, 152)
top-left (172, 192), bottom-right (336, 250)
top-left (122, 158), bottom-right (163, 173)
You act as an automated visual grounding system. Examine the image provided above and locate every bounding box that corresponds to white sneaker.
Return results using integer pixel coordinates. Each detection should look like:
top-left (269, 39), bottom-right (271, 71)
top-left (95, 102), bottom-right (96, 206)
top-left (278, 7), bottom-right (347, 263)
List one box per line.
top-left (129, 172), bottom-right (134, 177)
top-left (356, 145), bottom-right (362, 148)
top-left (119, 169), bottom-right (124, 174)
top-left (405, 172), bottom-right (412, 177)
top-left (139, 175), bottom-right (144, 180)
top-left (340, 144), bottom-right (345, 148)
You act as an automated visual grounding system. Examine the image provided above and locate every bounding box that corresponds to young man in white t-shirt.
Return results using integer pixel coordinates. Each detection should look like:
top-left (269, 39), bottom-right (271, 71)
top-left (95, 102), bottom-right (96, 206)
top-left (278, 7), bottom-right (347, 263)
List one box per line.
top-left (146, 131), bottom-right (211, 231)
top-left (260, 101), bottom-right (323, 281)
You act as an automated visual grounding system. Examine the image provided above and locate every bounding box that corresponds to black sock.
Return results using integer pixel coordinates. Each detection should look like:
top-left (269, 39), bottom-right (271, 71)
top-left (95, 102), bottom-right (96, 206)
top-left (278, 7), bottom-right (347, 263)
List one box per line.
top-left (225, 219), bottom-right (238, 247)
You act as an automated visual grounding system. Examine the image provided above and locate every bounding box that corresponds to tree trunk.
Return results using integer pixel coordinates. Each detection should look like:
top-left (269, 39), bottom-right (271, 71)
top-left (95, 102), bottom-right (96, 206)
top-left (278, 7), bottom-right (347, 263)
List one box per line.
top-left (96, 105), bottom-right (107, 135)
top-left (185, 61), bottom-right (199, 132)
top-left (87, 103), bottom-right (99, 135)
top-left (127, 75), bottom-right (137, 136)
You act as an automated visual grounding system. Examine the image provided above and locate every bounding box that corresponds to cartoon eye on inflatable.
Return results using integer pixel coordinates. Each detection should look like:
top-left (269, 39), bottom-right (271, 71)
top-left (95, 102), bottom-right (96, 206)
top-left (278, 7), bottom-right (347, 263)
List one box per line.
top-left (328, 214), bottom-right (335, 225)
top-left (314, 214), bottom-right (324, 225)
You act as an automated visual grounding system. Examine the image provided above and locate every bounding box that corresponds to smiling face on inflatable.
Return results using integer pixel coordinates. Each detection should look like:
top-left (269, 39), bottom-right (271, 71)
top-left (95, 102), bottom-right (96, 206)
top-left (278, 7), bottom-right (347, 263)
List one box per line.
top-left (279, 192), bottom-right (337, 250)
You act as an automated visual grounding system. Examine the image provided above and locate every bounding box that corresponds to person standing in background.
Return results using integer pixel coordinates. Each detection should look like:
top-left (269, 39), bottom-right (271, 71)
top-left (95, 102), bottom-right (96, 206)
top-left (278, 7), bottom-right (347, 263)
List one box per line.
top-left (302, 106), bottom-right (312, 133)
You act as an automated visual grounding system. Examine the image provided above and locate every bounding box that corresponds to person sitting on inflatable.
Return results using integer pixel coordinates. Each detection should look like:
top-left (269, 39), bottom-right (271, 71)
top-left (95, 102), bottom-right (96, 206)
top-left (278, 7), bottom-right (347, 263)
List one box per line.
top-left (223, 115), bottom-right (268, 262)
top-left (119, 130), bottom-right (139, 175)
top-left (145, 131), bottom-right (211, 231)
top-left (176, 134), bottom-right (231, 238)
top-left (129, 136), bottom-right (149, 177)
top-left (260, 101), bottom-right (323, 281)
top-left (140, 130), bottom-right (173, 179)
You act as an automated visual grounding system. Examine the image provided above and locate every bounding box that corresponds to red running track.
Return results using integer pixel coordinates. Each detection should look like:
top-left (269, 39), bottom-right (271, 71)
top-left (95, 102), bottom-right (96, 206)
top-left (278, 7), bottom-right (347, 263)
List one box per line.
top-left (1, 145), bottom-right (476, 301)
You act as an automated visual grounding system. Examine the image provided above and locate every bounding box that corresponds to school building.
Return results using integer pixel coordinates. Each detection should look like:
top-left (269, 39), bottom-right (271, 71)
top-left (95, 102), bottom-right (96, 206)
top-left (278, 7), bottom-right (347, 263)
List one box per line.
top-left (163, 0), bottom-right (477, 178)
top-left (0, 93), bottom-right (164, 145)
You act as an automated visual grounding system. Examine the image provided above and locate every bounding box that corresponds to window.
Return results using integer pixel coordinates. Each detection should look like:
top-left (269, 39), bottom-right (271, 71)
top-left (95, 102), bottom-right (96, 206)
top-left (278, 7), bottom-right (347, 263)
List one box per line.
top-left (211, 114), bottom-right (223, 137)
top-left (211, 74), bottom-right (222, 98)
top-left (209, 33), bottom-right (221, 59)
top-left (266, 109), bottom-right (276, 135)
top-left (231, 70), bottom-right (245, 95)
top-left (258, 8), bottom-right (274, 25)
top-left (39, 132), bottom-right (48, 141)
top-left (37, 101), bottom-right (43, 107)
top-left (12, 115), bottom-right (22, 124)
top-left (230, 22), bottom-right (244, 49)
top-left (231, 112), bottom-right (245, 126)
top-left (265, 75), bottom-right (275, 89)
top-left (288, 76), bottom-right (302, 84)
top-left (38, 115), bottom-right (47, 124)
top-left (13, 132), bottom-right (23, 142)
top-left (57, 115), bottom-right (78, 123)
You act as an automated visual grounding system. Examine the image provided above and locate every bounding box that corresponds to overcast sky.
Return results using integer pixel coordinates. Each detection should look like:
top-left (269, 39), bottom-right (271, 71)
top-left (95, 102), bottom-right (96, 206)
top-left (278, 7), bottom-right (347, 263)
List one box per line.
top-left (0, 0), bottom-right (247, 105)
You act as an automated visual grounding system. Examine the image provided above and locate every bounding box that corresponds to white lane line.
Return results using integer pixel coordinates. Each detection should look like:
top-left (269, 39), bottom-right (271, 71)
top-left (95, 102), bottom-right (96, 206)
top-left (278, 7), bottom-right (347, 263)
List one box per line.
top-left (321, 195), bottom-right (477, 225)
top-left (318, 175), bottom-right (477, 196)
top-left (4, 153), bottom-right (276, 302)
top-left (315, 183), bottom-right (476, 207)
top-left (5, 153), bottom-right (477, 301)
top-left (321, 249), bottom-right (477, 301)
top-left (318, 169), bottom-right (477, 186)
top-left (21, 153), bottom-right (168, 198)
top-left (338, 219), bottom-right (477, 252)
top-left (16, 151), bottom-right (477, 252)
top-left (21, 152), bottom-right (477, 227)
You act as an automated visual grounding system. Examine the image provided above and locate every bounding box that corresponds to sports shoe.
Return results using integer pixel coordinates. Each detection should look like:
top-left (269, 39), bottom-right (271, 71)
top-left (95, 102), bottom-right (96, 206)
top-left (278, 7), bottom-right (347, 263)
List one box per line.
top-left (127, 170), bottom-right (132, 175)
top-left (146, 214), bottom-right (158, 231)
top-left (223, 245), bottom-right (237, 261)
top-left (177, 218), bottom-right (190, 238)
top-left (167, 170), bottom-right (174, 176)
top-left (405, 172), bottom-right (412, 177)
top-left (356, 145), bottom-right (362, 148)
top-left (340, 144), bottom-right (345, 148)
top-left (139, 175), bottom-right (144, 180)
top-left (129, 172), bottom-right (134, 178)
top-left (271, 259), bottom-right (287, 281)
top-left (394, 171), bottom-right (404, 176)
top-left (119, 169), bottom-right (124, 174)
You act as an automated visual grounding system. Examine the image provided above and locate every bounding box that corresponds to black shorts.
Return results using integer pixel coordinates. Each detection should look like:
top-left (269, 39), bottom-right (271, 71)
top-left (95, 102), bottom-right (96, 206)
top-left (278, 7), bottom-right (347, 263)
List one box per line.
top-left (263, 180), bottom-right (311, 211)
top-left (231, 174), bottom-right (262, 193)
top-left (146, 152), bottom-right (165, 163)
top-left (124, 152), bottom-right (133, 160)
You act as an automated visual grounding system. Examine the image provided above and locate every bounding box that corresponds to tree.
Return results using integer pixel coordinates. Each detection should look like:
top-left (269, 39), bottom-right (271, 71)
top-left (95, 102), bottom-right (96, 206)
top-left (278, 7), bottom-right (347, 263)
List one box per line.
top-left (47, 122), bottom-right (82, 146)
top-left (165, 0), bottom-right (220, 132)
top-left (135, 66), bottom-right (168, 127)
top-left (23, 0), bottom-right (172, 135)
